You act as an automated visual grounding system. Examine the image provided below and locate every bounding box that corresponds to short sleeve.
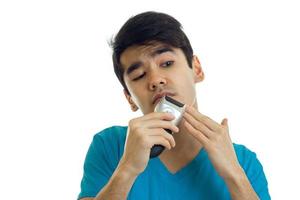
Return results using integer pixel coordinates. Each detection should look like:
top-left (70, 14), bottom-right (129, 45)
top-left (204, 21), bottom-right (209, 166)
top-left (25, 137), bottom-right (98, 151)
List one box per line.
top-left (235, 144), bottom-right (271, 200)
top-left (78, 126), bottom-right (126, 199)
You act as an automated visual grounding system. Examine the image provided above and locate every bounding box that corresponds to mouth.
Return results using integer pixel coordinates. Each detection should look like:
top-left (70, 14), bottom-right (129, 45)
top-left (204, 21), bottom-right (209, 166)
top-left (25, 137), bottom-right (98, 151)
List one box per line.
top-left (152, 92), bottom-right (175, 106)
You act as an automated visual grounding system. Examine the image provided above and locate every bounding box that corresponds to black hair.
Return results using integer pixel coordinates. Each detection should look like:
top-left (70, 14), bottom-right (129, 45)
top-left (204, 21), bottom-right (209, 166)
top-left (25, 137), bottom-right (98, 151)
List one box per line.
top-left (110, 11), bottom-right (194, 94)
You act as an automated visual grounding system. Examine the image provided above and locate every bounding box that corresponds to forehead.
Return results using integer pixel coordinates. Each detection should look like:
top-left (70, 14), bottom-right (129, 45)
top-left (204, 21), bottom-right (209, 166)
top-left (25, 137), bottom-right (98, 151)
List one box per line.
top-left (120, 42), bottom-right (178, 69)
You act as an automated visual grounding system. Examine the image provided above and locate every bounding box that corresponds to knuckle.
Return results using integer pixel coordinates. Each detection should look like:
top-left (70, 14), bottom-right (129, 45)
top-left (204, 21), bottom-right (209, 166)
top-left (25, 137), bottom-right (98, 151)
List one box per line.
top-left (164, 140), bottom-right (171, 149)
top-left (162, 112), bottom-right (172, 119)
top-left (171, 138), bottom-right (175, 145)
top-left (202, 117), bottom-right (209, 124)
top-left (167, 134), bottom-right (175, 144)
top-left (166, 133), bottom-right (173, 141)
top-left (196, 123), bottom-right (203, 130)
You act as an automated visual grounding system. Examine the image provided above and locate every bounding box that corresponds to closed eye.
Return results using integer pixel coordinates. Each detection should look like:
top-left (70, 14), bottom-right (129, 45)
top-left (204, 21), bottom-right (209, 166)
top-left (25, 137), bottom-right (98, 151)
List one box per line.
top-left (161, 61), bottom-right (174, 68)
top-left (132, 72), bottom-right (146, 81)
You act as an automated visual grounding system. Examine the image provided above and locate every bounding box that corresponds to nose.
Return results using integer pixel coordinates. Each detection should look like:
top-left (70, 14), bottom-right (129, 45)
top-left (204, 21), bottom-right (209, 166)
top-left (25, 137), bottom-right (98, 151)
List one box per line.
top-left (148, 70), bottom-right (167, 91)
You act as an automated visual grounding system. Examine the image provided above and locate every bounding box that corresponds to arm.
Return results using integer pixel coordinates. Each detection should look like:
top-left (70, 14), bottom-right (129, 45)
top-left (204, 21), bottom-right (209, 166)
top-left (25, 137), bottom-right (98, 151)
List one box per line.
top-left (79, 148), bottom-right (139, 200)
top-left (183, 105), bottom-right (261, 199)
top-left (92, 114), bottom-right (176, 199)
top-left (79, 112), bottom-right (178, 200)
top-left (223, 166), bottom-right (259, 200)
top-left (92, 162), bottom-right (138, 200)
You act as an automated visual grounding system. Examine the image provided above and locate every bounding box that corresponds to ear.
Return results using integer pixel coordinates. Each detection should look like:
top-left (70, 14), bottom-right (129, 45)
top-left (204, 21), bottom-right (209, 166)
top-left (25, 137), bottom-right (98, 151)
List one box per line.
top-left (123, 89), bottom-right (139, 112)
top-left (192, 55), bottom-right (205, 83)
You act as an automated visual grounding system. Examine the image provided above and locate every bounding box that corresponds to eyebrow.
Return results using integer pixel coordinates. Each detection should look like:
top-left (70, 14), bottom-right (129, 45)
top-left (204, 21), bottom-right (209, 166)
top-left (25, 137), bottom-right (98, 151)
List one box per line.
top-left (150, 47), bottom-right (174, 57)
top-left (126, 47), bottom-right (175, 75)
top-left (126, 61), bottom-right (142, 75)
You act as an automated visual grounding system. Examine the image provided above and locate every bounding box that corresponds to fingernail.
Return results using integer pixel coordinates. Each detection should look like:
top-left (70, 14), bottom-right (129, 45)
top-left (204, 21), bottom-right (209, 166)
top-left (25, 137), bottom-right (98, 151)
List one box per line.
top-left (168, 113), bottom-right (175, 118)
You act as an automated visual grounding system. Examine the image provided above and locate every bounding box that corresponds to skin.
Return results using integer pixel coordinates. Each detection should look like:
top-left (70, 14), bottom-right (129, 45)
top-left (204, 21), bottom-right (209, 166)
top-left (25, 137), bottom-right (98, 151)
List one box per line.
top-left (121, 41), bottom-right (258, 198)
top-left (121, 42), bottom-right (205, 174)
top-left (81, 41), bottom-right (259, 200)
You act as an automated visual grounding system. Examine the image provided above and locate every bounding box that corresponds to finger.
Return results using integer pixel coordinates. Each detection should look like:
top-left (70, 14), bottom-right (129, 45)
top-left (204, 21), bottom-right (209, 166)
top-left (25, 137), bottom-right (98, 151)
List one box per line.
top-left (185, 105), bottom-right (221, 132)
top-left (221, 118), bottom-right (229, 129)
top-left (146, 128), bottom-right (176, 147)
top-left (184, 121), bottom-right (209, 146)
top-left (149, 135), bottom-right (173, 150)
top-left (141, 112), bottom-right (175, 122)
top-left (183, 111), bottom-right (213, 138)
top-left (146, 119), bottom-right (179, 133)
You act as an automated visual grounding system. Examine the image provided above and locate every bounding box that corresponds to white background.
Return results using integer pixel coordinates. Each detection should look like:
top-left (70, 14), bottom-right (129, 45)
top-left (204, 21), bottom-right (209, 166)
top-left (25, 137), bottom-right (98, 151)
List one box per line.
top-left (0, 0), bottom-right (299, 199)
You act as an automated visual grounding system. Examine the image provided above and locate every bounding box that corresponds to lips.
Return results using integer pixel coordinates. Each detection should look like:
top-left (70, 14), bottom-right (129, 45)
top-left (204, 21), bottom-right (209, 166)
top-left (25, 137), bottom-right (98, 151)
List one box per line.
top-left (153, 96), bottom-right (164, 106)
top-left (152, 92), bottom-right (175, 105)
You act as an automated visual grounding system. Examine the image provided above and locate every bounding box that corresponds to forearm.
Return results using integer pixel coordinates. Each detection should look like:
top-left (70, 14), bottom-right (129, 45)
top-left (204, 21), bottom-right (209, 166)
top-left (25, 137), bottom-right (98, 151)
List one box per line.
top-left (224, 166), bottom-right (259, 200)
top-left (95, 162), bottom-right (138, 200)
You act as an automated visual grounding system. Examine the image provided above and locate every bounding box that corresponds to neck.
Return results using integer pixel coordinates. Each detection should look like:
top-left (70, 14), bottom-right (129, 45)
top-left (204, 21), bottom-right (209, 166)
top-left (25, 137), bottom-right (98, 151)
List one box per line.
top-left (158, 100), bottom-right (203, 173)
top-left (158, 123), bottom-right (203, 173)
top-left (161, 121), bottom-right (202, 157)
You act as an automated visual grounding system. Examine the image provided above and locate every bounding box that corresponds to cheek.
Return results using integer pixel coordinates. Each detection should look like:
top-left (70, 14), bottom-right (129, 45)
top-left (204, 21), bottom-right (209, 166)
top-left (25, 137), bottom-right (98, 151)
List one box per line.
top-left (173, 71), bottom-right (194, 88)
top-left (126, 84), bottom-right (149, 106)
top-left (178, 79), bottom-right (194, 94)
top-left (125, 79), bottom-right (139, 95)
top-left (174, 75), bottom-right (196, 102)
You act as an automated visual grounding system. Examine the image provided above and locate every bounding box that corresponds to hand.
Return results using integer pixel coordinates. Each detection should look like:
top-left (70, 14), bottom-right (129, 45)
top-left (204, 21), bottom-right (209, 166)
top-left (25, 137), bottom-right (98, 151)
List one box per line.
top-left (183, 105), bottom-right (241, 179)
top-left (120, 112), bottom-right (179, 176)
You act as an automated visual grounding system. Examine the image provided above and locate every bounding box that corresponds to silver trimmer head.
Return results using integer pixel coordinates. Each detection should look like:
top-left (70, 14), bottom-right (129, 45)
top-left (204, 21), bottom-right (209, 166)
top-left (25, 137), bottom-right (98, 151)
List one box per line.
top-left (150, 96), bottom-right (186, 158)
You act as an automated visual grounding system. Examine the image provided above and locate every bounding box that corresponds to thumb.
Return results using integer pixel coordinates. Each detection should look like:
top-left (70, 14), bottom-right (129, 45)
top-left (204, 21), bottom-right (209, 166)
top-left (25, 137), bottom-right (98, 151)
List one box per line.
top-left (221, 118), bottom-right (228, 127)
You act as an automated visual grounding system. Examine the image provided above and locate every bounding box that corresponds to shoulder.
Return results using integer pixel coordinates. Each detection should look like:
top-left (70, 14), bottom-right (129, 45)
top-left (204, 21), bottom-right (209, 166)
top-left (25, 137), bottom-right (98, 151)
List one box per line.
top-left (233, 143), bottom-right (266, 181)
top-left (93, 125), bottom-right (128, 143)
top-left (233, 143), bottom-right (259, 164)
top-left (92, 125), bottom-right (128, 153)
top-left (87, 126), bottom-right (128, 167)
top-left (79, 126), bottom-right (128, 199)
top-left (232, 144), bottom-right (271, 199)
top-left (233, 143), bottom-right (256, 158)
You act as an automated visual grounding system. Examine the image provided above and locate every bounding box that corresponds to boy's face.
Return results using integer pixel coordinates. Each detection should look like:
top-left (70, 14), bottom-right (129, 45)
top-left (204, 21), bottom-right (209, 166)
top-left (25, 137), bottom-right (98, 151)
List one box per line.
top-left (120, 42), bottom-right (204, 114)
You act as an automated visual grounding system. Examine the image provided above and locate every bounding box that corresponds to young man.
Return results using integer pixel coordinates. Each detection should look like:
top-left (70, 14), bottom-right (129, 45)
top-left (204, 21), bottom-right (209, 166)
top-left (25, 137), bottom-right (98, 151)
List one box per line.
top-left (78, 11), bottom-right (271, 200)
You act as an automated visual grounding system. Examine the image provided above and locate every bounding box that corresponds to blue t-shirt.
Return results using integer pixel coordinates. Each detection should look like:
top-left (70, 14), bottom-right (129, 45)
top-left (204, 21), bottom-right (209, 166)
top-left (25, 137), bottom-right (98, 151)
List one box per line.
top-left (78, 126), bottom-right (271, 199)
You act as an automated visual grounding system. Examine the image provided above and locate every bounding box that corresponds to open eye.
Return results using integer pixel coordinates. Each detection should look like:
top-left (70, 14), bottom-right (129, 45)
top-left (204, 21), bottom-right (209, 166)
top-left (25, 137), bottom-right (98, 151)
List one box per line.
top-left (132, 72), bottom-right (146, 81)
top-left (161, 61), bottom-right (174, 68)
